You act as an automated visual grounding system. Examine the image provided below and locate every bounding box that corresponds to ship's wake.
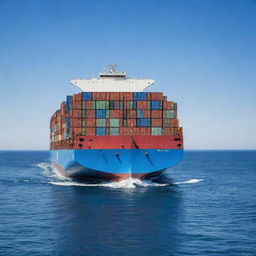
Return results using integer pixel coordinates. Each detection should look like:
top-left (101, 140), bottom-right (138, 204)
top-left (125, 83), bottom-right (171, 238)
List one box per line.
top-left (36, 162), bottom-right (203, 188)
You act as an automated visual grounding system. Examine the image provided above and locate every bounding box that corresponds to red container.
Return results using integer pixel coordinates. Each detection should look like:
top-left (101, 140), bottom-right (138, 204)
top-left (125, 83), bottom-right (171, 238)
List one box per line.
top-left (109, 92), bottom-right (120, 100)
top-left (70, 110), bottom-right (82, 118)
top-left (72, 101), bottom-right (82, 110)
top-left (85, 128), bottom-right (95, 136)
top-left (151, 110), bottom-right (162, 118)
top-left (163, 128), bottom-right (175, 135)
top-left (110, 110), bottom-right (123, 118)
top-left (138, 128), bottom-right (151, 135)
top-left (163, 101), bottom-right (177, 110)
top-left (85, 101), bottom-right (94, 109)
top-left (163, 119), bottom-right (179, 128)
top-left (105, 119), bottom-right (110, 127)
top-left (127, 119), bottom-right (136, 127)
top-left (143, 110), bottom-right (151, 118)
top-left (70, 118), bottom-right (82, 128)
top-left (92, 92), bottom-right (109, 100)
top-left (73, 93), bottom-right (82, 101)
top-left (85, 110), bottom-right (95, 118)
top-left (137, 101), bottom-right (148, 110)
top-left (85, 119), bottom-right (95, 127)
top-left (151, 119), bottom-right (162, 127)
top-left (119, 92), bottom-right (124, 100)
top-left (126, 110), bottom-right (137, 118)
top-left (147, 92), bottom-right (164, 100)
top-left (123, 92), bottom-right (133, 100)
top-left (60, 102), bottom-right (66, 115)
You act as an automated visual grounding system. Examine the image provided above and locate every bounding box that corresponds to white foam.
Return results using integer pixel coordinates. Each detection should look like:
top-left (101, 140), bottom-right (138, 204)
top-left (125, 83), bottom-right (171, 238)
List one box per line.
top-left (174, 178), bottom-right (203, 185)
top-left (35, 162), bottom-right (70, 180)
top-left (49, 177), bottom-right (169, 189)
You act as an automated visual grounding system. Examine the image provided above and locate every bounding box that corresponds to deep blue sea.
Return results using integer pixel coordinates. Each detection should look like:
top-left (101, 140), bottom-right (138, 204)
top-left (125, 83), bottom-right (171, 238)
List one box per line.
top-left (0, 150), bottom-right (255, 256)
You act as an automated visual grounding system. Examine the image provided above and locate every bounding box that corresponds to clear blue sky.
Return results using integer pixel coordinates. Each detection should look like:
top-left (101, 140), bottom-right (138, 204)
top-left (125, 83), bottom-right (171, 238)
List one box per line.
top-left (0, 0), bottom-right (255, 150)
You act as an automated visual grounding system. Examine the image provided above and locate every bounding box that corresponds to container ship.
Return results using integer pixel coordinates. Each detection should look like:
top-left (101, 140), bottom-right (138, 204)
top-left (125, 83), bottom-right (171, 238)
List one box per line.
top-left (50, 65), bottom-right (183, 181)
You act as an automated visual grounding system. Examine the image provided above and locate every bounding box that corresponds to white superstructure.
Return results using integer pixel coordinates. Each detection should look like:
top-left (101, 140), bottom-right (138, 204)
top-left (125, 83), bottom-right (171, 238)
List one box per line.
top-left (70, 64), bottom-right (154, 92)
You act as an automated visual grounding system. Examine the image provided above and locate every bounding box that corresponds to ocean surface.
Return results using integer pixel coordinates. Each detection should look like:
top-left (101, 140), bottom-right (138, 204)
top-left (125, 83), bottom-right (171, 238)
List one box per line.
top-left (0, 150), bottom-right (255, 256)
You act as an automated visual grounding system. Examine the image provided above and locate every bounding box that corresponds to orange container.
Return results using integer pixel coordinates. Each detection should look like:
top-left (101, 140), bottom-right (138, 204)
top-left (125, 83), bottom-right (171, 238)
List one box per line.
top-left (151, 119), bottom-right (162, 127)
top-left (151, 110), bottom-right (162, 118)
top-left (123, 92), bottom-right (133, 100)
top-left (137, 101), bottom-right (148, 110)
top-left (109, 92), bottom-right (120, 100)
top-left (92, 92), bottom-right (109, 100)
top-left (85, 110), bottom-right (95, 118)
top-left (127, 119), bottom-right (136, 127)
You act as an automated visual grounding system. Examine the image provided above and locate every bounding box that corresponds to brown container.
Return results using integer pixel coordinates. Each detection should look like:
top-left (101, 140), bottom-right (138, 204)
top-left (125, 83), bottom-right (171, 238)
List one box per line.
top-left (127, 119), bottom-right (136, 127)
top-left (60, 102), bottom-right (66, 115)
top-left (92, 92), bottom-right (109, 100)
top-left (123, 92), bottom-right (133, 100)
top-left (163, 118), bottom-right (179, 128)
top-left (143, 110), bottom-right (151, 118)
top-left (151, 110), bottom-right (162, 118)
top-left (163, 128), bottom-right (176, 136)
top-left (137, 101), bottom-right (149, 110)
top-left (126, 110), bottom-right (137, 118)
top-left (138, 128), bottom-right (151, 135)
top-left (74, 127), bottom-right (82, 135)
top-left (151, 119), bottom-right (162, 127)
top-left (163, 101), bottom-right (177, 110)
top-left (72, 100), bottom-right (82, 110)
top-left (119, 92), bottom-right (124, 100)
top-left (85, 128), bottom-right (96, 136)
top-left (109, 92), bottom-right (120, 100)
top-left (109, 110), bottom-right (123, 118)
top-left (148, 92), bottom-right (164, 100)
top-left (73, 93), bottom-right (82, 101)
top-left (70, 119), bottom-right (82, 128)
top-left (70, 110), bottom-right (82, 118)
top-left (85, 119), bottom-right (96, 127)
top-left (85, 101), bottom-right (94, 109)
top-left (85, 110), bottom-right (95, 118)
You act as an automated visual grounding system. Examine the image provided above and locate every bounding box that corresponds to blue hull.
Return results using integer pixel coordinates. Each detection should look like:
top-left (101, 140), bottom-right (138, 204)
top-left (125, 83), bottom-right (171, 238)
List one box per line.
top-left (51, 149), bottom-right (183, 181)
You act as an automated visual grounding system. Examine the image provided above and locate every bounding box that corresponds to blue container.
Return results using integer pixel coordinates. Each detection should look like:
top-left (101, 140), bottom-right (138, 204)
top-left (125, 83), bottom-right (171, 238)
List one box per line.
top-left (82, 92), bottom-right (92, 100)
top-left (133, 92), bottom-right (147, 101)
top-left (137, 110), bottom-right (144, 118)
top-left (96, 127), bottom-right (106, 136)
top-left (151, 100), bottom-right (162, 110)
top-left (66, 117), bottom-right (70, 128)
top-left (96, 110), bottom-right (106, 118)
top-left (137, 118), bottom-right (150, 127)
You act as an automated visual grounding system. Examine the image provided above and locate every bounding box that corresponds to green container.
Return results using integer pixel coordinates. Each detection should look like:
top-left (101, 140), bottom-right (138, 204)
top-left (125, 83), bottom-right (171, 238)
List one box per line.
top-left (82, 120), bottom-right (86, 127)
top-left (82, 109), bottom-right (86, 118)
top-left (166, 110), bottom-right (175, 118)
top-left (82, 101), bottom-right (86, 110)
top-left (106, 110), bottom-right (110, 118)
top-left (147, 101), bottom-right (151, 109)
top-left (81, 127), bottom-right (86, 135)
top-left (96, 119), bottom-right (106, 127)
top-left (151, 127), bottom-right (162, 135)
top-left (96, 101), bottom-right (109, 109)
top-left (119, 101), bottom-right (124, 110)
top-left (110, 118), bottom-right (119, 127)
top-left (109, 128), bottom-right (119, 135)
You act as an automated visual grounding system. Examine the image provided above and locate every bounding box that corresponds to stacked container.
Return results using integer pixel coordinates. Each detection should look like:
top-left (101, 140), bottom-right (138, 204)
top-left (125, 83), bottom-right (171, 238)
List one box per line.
top-left (50, 92), bottom-right (182, 147)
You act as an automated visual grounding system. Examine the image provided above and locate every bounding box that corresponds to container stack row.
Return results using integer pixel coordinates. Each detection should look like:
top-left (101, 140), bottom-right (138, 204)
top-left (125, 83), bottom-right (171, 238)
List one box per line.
top-left (50, 92), bottom-right (183, 143)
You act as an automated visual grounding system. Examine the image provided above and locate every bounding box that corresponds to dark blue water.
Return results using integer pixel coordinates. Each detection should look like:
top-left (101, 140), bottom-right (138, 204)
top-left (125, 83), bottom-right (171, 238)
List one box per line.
top-left (0, 151), bottom-right (255, 256)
